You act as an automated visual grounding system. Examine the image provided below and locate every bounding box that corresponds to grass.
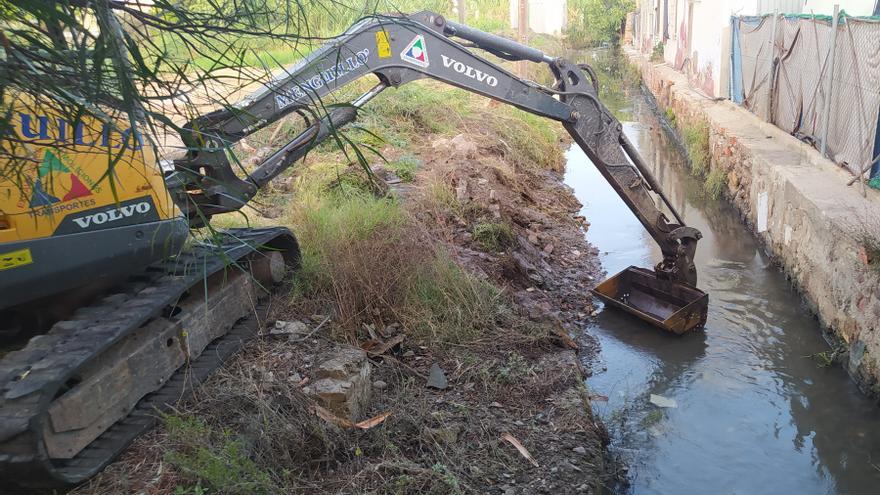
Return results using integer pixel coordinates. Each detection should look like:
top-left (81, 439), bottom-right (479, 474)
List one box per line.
top-left (704, 166), bottom-right (727, 200)
top-left (491, 106), bottom-right (564, 172)
top-left (388, 155), bottom-right (420, 182)
top-left (164, 416), bottom-right (275, 495)
top-left (682, 119), bottom-right (711, 177)
top-left (472, 222), bottom-right (515, 252)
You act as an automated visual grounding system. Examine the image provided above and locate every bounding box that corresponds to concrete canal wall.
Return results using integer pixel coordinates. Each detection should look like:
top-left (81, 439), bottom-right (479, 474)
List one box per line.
top-left (624, 47), bottom-right (880, 400)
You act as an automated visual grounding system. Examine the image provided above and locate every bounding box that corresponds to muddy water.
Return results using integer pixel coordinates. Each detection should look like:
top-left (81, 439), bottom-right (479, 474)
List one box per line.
top-left (565, 58), bottom-right (880, 494)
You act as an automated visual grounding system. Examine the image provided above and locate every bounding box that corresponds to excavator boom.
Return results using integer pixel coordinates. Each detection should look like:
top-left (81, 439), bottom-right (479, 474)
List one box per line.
top-left (170, 11), bottom-right (708, 332)
top-left (0, 10), bottom-right (708, 491)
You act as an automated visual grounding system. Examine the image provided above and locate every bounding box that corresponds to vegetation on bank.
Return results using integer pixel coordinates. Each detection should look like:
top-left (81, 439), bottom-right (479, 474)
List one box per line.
top-left (77, 79), bottom-right (595, 494)
top-left (660, 105), bottom-right (727, 200)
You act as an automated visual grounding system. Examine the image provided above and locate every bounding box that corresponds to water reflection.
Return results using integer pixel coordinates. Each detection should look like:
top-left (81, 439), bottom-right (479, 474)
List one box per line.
top-left (566, 50), bottom-right (880, 495)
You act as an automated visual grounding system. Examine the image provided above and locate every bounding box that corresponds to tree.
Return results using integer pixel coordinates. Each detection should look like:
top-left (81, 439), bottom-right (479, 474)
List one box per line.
top-left (567, 0), bottom-right (635, 47)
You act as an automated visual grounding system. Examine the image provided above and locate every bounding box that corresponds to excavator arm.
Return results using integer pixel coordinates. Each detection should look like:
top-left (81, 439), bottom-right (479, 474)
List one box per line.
top-left (169, 11), bottom-right (708, 331)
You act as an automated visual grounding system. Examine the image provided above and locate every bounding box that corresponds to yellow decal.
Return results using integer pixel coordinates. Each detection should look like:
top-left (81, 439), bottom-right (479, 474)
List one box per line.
top-left (0, 248), bottom-right (33, 271)
top-left (376, 31), bottom-right (391, 58)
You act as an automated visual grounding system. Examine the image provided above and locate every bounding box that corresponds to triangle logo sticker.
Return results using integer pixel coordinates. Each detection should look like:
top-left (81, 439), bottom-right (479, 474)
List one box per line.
top-left (400, 34), bottom-right (429, 68)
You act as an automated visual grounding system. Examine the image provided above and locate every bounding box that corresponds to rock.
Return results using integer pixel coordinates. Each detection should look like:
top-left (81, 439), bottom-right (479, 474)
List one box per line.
top-left (455, 178), bottom-right (469, 203)
top-left (271, 320), bottom-right (309, 336)
top-left (528, 232), bottom-right (539, 245)
top-left (403, 350), bottom-right (415, 358)
top-left (304, 346), bottom-right (372, 420)
top-left (289, 371), bottom-right (303, 383)
top-left (372, 380), bottom-right (388, 390)
top-left (489, 401), bottom-right (503, 408)
top-left (572, 446), bottom-right (587, 455)
top-left (426, 363), bottom-right (449, 390)
top-left (543, 243), bottom-right (554, 255)
top-left (314, 347), bottom-right (368, 380)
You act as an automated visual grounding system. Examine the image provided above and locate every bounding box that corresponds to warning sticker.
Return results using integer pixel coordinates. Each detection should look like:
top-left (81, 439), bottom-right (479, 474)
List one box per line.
top-left (0, 248), bottom-right (33, 271)
top-left (400, 34), bottom-right (429, 68)
top-left (376, 30), bottom-right (391, 58)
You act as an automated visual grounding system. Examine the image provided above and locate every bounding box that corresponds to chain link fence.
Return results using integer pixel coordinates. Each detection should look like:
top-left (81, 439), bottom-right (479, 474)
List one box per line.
top-left (731, 13), bottom-right (880, 181)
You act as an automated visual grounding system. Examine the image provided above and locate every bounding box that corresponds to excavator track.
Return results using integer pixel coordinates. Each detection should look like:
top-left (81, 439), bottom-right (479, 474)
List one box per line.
top-left (0, 227), bottom-right (299, 489)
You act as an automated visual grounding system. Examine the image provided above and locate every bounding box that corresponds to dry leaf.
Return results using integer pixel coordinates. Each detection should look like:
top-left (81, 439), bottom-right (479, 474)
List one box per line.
top-left (551, 327), bottom-right (578, 350)
top-left (501, 432), bottom-right (539, 467)
top-left (312, 404), bottom-right (354, 428)
top-left (355, 411), bottom-right (392, 430)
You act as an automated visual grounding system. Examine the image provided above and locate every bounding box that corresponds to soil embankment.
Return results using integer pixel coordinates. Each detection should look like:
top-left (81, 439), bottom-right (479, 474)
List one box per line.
top-left (73, 83), bottom-right (612, 494)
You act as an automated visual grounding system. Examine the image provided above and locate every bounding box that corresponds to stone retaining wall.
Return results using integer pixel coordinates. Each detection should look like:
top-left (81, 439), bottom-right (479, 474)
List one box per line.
top-left (624, 47), bottom-right (880, 400)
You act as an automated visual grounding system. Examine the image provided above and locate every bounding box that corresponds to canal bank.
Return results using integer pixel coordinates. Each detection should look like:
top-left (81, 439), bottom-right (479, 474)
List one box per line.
top-left (569, 49), bottom-right (880, 493)
top-left (623, 47), bottom-right (880, 400)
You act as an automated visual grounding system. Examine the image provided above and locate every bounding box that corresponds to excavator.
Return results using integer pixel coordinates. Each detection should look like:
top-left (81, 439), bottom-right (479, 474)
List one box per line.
top-left (0, 10), bottom-right (708, 488)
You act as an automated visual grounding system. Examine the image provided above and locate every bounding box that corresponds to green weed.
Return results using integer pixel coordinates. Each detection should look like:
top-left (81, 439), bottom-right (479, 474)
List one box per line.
top-left (389, 155), bottom-right (420, 182)
top-left (164, 416), bottom-right (276, 495)
top-left (683, 119), bottom-right (711, 176)
top-left (432, 463), bottom-right (463, 494)
top-left (472, 222), bottom-right (515, 252)
top-left (492, 106), bottom-right (564, 172)
top-left (664, 107), bottom-right (677, 125)
top-left (404, 255), bottom-right (503, 345)
top-left (704, 167), bottom-right (727, 200)
top-left (642, 409), bottom-right (664, 428)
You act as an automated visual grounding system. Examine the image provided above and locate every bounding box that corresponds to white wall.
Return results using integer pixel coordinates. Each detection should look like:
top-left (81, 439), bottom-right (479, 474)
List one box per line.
top-left (509, 0), bottom-right (568, 35)
top-left (800, 0), bottom-right (877, 15)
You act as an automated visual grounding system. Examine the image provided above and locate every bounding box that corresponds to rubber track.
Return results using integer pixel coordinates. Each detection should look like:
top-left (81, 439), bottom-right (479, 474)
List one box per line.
top-left (0, 227), bottom-right (298, 488)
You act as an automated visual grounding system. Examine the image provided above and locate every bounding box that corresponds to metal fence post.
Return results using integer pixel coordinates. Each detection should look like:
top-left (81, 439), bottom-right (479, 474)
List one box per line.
top-left (820, 4), bottom-right (840, 157)
top-left (765, 10), bottom-right (779, 122)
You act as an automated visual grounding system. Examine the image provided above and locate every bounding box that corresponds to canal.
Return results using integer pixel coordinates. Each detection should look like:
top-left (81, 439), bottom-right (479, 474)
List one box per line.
top-left (566, 51), bottom-right (880, 494)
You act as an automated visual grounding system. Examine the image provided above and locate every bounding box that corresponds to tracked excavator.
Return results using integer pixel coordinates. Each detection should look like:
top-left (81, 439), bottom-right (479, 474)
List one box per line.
top-left (0, 10), bottom-right (708, 488)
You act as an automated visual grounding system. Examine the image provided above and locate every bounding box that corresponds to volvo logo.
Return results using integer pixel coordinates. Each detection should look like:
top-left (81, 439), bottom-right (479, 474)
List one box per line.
top-left (441, 55), bottom-right (498, 87)
top-left (71, 201), bottom-right (152, 229)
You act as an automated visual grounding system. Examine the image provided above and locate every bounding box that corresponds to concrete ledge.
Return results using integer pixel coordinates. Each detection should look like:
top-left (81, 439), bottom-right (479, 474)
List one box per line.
top-left (625, 47), bottom-right (880, 399)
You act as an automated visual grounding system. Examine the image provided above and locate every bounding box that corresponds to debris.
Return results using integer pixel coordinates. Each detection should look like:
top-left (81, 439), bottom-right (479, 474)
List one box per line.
top-left (372, 380), bottom-right (388, 390)
top-left (551, 327), bottom-right (579, 350)
top-left (588, 394), bottom-right (608, 402)
top-left (572, 446), bottom-right (587, 455)
top-left (354, 411), bottom-right (392, 430)
top-left (501, 432), bottom-right (539, 467)
top-left (313, 404), bottom-right (391, 430)
top-left (402, 350), bottom-right (415, 358)
top-left (649, 394), bottom-right (678, 408)
top-left (423, 426), bottom-right (460, 444)
top-left (528, 232), bottom-right (540, 244)
top-left (489, 401), bottom-right (503, 408)
top-left (426, 363), bottom-right (448, 390)
top-left (312, 404), bottom-right (354, 428)
top-left (366, 334), bottom-right (406, 357)
top-left (271, 320), bottom-right (309, 336)
top-left (543, 243), bottom-right (554, 255)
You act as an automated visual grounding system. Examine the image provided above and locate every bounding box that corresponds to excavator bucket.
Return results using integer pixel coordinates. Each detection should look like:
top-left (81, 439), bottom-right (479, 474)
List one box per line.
top-left (592, 266), bottom-right (708, 334)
